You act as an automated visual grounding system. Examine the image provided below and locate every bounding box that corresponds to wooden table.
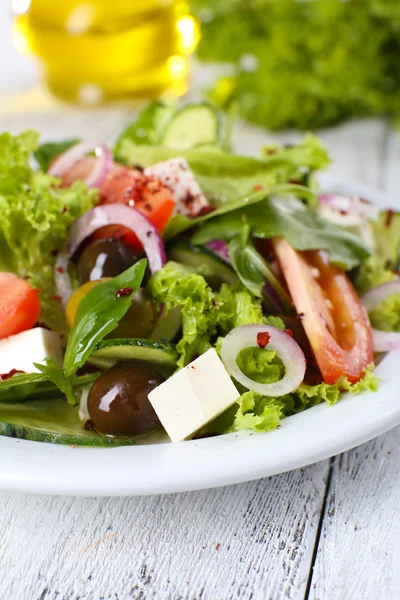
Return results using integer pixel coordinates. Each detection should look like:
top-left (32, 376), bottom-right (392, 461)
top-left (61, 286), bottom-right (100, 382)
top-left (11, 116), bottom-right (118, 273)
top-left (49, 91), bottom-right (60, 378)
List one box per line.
top-left (0, 9), bottom-right (399, 600)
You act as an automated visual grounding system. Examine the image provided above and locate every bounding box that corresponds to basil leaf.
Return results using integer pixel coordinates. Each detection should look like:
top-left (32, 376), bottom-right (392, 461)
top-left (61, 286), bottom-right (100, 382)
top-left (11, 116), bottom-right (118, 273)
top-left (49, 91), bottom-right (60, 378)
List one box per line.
top-left (63, 260), bottom-right (147, 376)
top-left (193, 194), bottom-right (371, 270)
top-left (0, 371), bottom-right (99, 404)
top-left (34, 138), bottom-right (80, 171)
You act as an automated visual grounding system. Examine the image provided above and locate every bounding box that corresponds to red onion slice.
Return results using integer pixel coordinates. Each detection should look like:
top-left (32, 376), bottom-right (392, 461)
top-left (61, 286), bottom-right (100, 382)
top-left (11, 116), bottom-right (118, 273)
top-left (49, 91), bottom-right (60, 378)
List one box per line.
top-left (55, 253), bottom-right (73, 308)
top-left (48, 141), bottom-right (113, 188)
top-left (361, 280), bottom-right (400, 352)
top-left (318, 194), bottom-right (379, 222)
top-left (67, 204), bottom-right (166, 275)
top-left (205, 240), bottom-right (231, 263)
top-left (221, 324), bottom-right (306, 396)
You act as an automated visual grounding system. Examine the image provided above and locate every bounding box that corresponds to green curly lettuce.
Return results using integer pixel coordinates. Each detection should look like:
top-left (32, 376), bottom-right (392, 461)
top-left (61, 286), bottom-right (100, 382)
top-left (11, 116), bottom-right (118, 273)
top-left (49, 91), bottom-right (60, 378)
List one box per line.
top-left (0, 131), bottom-right (98, 334)
top-left (148, 262), bottom-right (264, 367)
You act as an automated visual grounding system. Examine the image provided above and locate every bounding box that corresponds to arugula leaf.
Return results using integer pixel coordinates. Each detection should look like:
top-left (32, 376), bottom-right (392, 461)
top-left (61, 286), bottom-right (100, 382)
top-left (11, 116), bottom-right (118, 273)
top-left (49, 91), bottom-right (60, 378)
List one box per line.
top-left (0, 371), bottom-right (98, 404)
top-left (228, 232), bottom-right (293, 312)
top-left (64, 260), bottom-right (147, 375)
top-left (34, 138), bottom-right (80, 171)
top-left (193, 194), bottom-right (371, 270)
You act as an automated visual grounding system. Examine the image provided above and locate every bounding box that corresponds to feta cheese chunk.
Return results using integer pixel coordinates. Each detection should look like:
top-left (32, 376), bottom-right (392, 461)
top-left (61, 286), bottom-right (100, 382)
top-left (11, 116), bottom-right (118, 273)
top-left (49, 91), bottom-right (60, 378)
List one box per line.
top-left (148, 348), bottom-right (239, 443)
top-left (0, 328), bottom-right (63, 375)
top-left (144, 158), bottom-right (209, 218)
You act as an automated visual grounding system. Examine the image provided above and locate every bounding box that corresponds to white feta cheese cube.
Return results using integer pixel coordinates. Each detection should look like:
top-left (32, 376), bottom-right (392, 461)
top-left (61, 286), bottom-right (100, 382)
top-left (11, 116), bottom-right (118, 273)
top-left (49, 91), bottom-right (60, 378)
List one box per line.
top-left (148, 348), bottom-right (239, 443)
top-left (0, 328), bottom-right (64, 375)
top-left (144, 158), bottom-right (209, 218)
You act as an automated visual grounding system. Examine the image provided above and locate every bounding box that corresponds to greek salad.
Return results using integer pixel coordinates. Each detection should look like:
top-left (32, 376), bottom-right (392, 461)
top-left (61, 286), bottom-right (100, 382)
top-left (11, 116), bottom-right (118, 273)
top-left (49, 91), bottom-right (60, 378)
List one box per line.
top-left (0, 101), bottom-right (398, 446)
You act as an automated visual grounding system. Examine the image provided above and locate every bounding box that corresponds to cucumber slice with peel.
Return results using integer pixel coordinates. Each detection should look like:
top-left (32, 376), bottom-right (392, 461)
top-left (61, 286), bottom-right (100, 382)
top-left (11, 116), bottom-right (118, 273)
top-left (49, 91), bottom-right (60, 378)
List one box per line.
top-left (161, 105), bottom-right (220, 150)
top-left (0, 398), bottom-right (136, 446)
top-left (168, 239), bottom-right (238, 288)
top-left (88, 338), bottom-right (178, 370)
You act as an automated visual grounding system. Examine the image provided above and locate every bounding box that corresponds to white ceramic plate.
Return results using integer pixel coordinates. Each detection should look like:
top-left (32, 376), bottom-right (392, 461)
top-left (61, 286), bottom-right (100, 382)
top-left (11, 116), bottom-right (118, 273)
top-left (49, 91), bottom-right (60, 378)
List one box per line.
top-left (0, 176), bottom-right (399, 497)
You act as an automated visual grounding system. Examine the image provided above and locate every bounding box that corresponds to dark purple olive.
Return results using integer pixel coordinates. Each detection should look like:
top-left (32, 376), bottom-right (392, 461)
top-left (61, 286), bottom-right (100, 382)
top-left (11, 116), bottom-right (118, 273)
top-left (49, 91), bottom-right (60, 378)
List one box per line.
top-left (88, 360), bottom-right (163, 437)
top-left (76, 238), bottom-right (140, 284)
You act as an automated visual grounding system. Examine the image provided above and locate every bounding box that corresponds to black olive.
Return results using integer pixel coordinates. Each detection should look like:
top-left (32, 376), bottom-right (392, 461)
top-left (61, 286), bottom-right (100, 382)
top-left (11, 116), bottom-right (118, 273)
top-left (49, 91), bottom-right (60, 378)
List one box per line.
top-left (110, 289), bottom-right (158, 339)
top-left (76, 238), bottom-right (140, 284)
top-left (87, 360), bottom-right (163, 437)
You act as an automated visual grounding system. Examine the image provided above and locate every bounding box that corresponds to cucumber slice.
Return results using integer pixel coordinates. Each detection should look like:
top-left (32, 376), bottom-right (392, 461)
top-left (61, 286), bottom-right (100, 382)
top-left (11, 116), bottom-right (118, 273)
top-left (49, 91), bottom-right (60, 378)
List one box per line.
top-left (150, 306), bottom-right (182, 342)
top-left (161, 105), bottom-right (220, 150)
top-left (0, 398), bottom-right (136, 446)
top-left (168, 239), bottom-right (238, 288)
top-left (88, 338), bottom-right (178, 370)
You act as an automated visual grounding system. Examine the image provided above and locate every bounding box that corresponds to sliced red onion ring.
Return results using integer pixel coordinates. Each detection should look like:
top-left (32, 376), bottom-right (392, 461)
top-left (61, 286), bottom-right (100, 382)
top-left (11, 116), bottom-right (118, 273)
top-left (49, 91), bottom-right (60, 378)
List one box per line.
top-left (55, 253), bottom-right (73, 308)
top-left (221, 324), bottom-right (306, 396)
top-left (48, 141), bottom-right (113, 188)
top-left (67, 204), bottom-right (166, 275)
top-left (318, 194), bottom-right (379, 222)
top-left (205, 240), bottom-right (231, 263)
top-left (361, 280), bottom-right (400, 352)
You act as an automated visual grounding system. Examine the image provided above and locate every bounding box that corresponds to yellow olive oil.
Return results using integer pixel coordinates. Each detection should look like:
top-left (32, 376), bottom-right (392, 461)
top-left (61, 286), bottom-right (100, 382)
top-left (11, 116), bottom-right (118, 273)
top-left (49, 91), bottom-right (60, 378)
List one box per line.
top-left (12, 0), bottom-right (199, 102)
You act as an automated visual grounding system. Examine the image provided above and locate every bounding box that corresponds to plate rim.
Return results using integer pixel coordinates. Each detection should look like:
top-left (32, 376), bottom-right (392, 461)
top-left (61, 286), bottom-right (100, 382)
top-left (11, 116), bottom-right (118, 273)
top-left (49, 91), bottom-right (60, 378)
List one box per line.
top-left (0, 174), bottom-right (399, 497)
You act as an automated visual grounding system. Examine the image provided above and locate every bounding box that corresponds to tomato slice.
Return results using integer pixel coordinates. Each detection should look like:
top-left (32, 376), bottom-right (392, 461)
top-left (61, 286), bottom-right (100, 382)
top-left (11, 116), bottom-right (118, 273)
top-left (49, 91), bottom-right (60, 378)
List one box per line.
top-left (96, 166), bottom-right (175, 251)
top-left (272, 238), bottom-right (373, 384)
top-left (0, 273), bottom-right (41, 340)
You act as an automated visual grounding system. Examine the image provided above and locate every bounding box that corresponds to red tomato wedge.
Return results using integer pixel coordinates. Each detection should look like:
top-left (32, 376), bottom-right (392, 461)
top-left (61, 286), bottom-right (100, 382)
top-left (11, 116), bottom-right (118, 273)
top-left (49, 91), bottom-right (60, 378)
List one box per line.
top-left (0, 273), bottom-right (41, 340)
top-left (272, 238), bottom-right (374, 384)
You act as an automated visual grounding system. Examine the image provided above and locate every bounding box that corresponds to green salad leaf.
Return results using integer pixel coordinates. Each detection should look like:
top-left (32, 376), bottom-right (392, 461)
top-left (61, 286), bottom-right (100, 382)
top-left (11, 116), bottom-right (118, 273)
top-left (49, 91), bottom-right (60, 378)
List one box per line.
top-left (0, 131), bottom-right (98, 334)
top-left (368, 293), bottom-right (400, 332)
top-left (190, 0), bottom-right (400, 131)
top-left (228, 366), bottom-right (380, 434)
top-left (34, 138), bottom-right (80, 171)
top-left (0, 371), bottom-right (98, 404)
top-left (64, 260), bottom-right (147, 376)
top-left (114, 100), bottom-right (176, 157)
top-left (193, 193), bottom-right (371, 270)
top-left (116, 133), bottom-right (329, 208)
top-left (228, 231), bottom-right (293, 311)
top-left (149, 262), bottom-right (264, 367)
top-left (34, 359), bottom-right (76, 405)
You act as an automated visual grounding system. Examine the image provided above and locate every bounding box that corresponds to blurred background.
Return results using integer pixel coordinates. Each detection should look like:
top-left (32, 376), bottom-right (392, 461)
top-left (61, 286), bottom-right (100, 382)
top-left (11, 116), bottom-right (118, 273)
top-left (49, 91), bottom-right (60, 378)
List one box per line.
top-left (3, 0), bottom-right (400, 132)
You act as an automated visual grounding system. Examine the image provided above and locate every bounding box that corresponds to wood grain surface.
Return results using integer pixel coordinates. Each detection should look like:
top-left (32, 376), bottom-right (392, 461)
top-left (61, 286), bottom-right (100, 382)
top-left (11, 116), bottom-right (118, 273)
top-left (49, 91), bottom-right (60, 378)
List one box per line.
top-left (0, 6), bottom-right (399, 600)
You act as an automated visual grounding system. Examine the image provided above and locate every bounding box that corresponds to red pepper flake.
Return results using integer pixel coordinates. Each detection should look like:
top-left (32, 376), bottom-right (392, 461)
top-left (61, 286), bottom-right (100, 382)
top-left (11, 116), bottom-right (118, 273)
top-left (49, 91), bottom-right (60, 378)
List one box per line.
top-left (71, 444), bottom-right (76, 449)
top-left (215, 543), bottom-right (221, 551)
top-left (115, 287), bottom-right (133, 298)
top-left (144, 203), bottom-right (152, 211)
top-left (190, 365), bottom-right (196, 370)
top-left (24, 275), bottom-right (30, 280)
top-left (388, 450), bottom-right (392, 455)
top-left (84, 419), bottom-right (94, 431)
top-left (257, 331), bottom-right (270, 349)
top-left (284, 328), bottom-right (294, 338)
top-left (0, 369), bottom-right (25, 381)
top-left (56, 266), bottom-right (64, 274)
top-left (49, 294), bottom-right (62, 301)
top-left (62, 206), bottom-right (67, 214)
top-left (146, 231), bottom-right (152, 238)
top-left (385, 209), bottom-right (395, 228)
top-left (252, 184), bottom-right (264, 191)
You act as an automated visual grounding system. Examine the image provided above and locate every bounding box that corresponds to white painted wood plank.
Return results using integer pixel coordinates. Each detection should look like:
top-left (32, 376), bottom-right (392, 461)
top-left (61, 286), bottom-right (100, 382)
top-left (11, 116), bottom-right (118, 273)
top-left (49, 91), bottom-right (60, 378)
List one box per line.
top-left (0, 462), bottom-right (329, 600)
top-left (309, 426), bottom-right (400, 600)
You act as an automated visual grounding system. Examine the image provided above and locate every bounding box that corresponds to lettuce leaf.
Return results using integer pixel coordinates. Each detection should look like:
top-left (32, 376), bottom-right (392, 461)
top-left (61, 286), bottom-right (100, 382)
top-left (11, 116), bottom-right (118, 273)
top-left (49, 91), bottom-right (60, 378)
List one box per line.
top-left (229, 366), bottom-right (380, 433)
top-left (116, 133), bottom-right (329, 208)
top-left (368, 293), bottom-right (400, 332)
top-left (0, 131), bottom-right (98, 334)
top-left (148, 262), bottom-right (263, 367)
